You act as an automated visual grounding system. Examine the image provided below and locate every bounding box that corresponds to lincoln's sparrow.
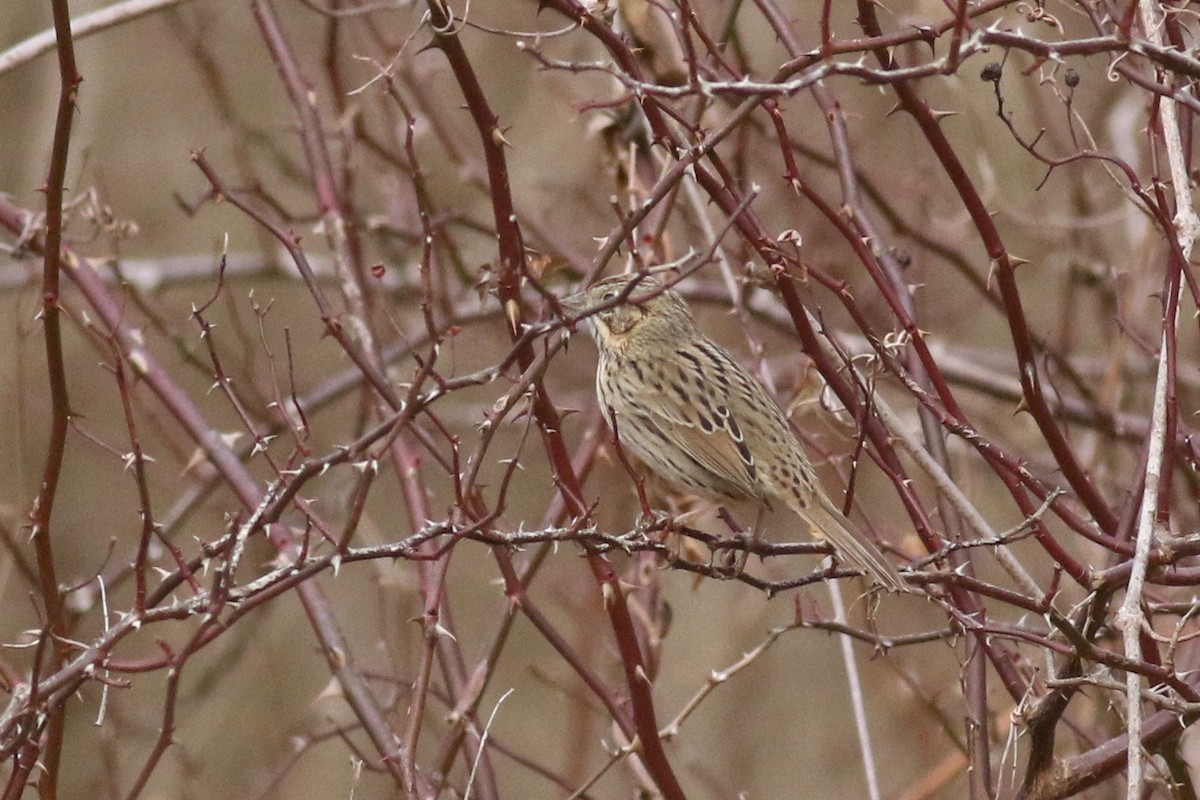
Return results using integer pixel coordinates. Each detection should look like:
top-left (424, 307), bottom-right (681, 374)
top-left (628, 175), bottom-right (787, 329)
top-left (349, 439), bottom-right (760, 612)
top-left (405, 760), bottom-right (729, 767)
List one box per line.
top-left (562, 273), bottom-right (907, 592)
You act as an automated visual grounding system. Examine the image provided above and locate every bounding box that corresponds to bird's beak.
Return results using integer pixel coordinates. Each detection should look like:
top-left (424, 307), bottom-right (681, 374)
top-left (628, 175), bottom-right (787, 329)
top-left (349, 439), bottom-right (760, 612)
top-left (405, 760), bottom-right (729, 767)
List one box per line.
top-left (556, 291), bottom-right (586, 335)
top-left (558, 291), bottom-right (586, 315)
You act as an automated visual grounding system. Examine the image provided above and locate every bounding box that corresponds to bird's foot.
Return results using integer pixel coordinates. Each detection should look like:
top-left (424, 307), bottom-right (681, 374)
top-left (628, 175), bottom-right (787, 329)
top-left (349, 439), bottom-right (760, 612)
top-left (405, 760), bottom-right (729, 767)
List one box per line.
top-left (707, 530), bottom-right (756, 578)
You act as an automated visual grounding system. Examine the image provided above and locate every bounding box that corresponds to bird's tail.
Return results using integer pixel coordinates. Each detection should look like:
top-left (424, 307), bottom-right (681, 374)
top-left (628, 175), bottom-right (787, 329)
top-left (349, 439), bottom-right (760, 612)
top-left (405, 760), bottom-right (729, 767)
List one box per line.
top-left (796, 492), bottom-right (908, 593)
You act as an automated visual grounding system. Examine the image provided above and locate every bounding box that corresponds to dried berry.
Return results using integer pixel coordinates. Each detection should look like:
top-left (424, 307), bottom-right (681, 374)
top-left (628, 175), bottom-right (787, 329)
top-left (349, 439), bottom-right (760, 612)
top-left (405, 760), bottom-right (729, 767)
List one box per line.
top-left (981, 62), bottom-right (1003, 83)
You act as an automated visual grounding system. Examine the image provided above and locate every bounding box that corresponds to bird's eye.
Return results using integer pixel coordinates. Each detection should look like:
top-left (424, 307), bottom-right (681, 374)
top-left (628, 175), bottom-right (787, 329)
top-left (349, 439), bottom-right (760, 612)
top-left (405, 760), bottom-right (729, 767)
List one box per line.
top-left (602, 290), bottom-right (618, 302)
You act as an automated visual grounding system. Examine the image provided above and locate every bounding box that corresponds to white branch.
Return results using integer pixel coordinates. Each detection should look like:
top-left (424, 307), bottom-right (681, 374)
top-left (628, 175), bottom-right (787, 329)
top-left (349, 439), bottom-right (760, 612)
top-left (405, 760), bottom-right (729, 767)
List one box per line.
top-left (829, 579), bottom-right (881, 800)
top-left (1120, 1), bottom-right (1198, 794)
top-left (0, 0), bottom-right (198, 77)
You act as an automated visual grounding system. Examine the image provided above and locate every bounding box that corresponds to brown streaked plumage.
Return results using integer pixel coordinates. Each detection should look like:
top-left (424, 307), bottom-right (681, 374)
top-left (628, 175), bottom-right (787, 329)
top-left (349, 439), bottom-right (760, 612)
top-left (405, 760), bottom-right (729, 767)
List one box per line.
top-left (562, 273), bottom-right (907, 592)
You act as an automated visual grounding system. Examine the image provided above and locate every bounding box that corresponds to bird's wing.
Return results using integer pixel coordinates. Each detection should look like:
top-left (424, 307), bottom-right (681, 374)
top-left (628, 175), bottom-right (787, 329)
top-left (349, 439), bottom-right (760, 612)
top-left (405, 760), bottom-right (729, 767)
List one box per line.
top-left (610, 342), bottom-right (763, 500)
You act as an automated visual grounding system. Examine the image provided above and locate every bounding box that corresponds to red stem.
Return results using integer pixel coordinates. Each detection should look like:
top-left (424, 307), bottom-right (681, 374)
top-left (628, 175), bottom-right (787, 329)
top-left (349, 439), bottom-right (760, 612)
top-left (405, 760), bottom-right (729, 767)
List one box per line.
top-left (424, 3), bottom-right (687, 796)
top-left (28, 0), bottom-right (82, 792)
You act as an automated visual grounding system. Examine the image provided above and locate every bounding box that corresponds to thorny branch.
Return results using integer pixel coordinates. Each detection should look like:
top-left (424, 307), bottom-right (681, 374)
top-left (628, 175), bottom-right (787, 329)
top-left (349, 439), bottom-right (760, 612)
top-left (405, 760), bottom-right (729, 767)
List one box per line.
top-left (4, 0), bottom-right (1200, 797)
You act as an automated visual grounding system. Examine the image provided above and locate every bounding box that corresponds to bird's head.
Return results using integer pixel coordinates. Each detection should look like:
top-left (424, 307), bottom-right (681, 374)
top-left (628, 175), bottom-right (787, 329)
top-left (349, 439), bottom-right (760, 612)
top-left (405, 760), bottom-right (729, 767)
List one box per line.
top-left (561, 274), bottom-right (697, 354)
